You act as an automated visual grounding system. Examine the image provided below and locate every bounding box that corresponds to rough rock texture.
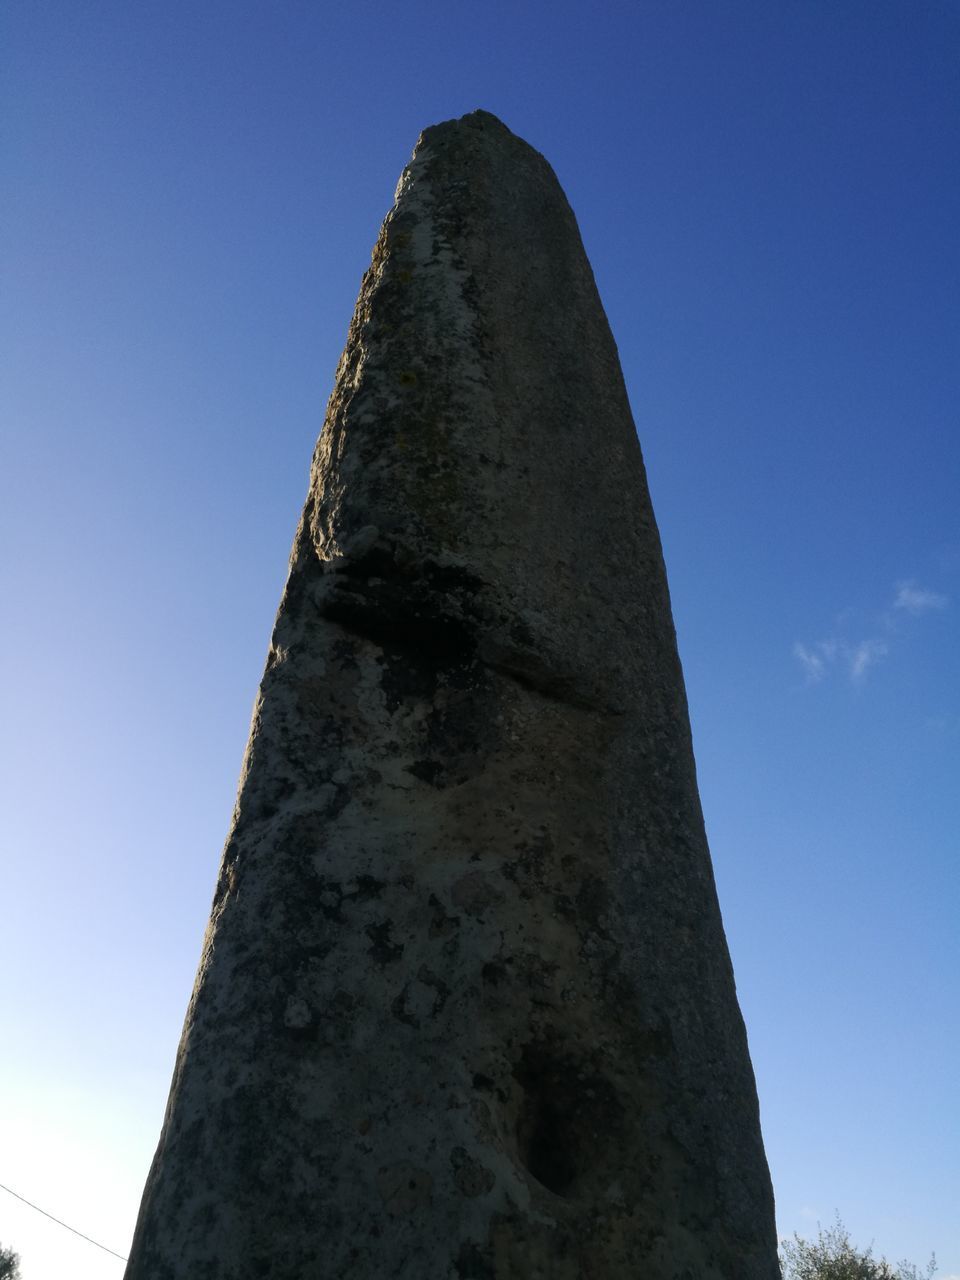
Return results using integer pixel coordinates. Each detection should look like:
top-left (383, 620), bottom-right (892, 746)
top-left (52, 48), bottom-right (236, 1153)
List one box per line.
top-left (125, 110), bottom-right (778, 1279)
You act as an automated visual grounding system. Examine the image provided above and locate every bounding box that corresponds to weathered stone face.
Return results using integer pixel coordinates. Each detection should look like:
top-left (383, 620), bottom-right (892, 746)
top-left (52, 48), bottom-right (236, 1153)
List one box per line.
top-left (125, 110), bottom-right (778, 1279)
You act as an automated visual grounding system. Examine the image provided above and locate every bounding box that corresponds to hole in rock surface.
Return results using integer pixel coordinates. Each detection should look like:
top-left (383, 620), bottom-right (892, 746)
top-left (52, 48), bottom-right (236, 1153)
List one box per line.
top-left (326, 550), bottom-right (483, 668)
top-left (513, 1043), bottom-right (622, 1197)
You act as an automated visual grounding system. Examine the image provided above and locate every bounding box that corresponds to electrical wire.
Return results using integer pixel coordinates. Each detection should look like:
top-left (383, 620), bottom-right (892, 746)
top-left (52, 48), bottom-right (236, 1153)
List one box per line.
top-left (0, 1181), bottom-right (128, 1262)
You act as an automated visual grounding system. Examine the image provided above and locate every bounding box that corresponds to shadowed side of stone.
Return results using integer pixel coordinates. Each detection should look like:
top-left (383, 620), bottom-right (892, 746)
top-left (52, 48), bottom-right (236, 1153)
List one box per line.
top-left (124, 110), bottom-right (779, 1280)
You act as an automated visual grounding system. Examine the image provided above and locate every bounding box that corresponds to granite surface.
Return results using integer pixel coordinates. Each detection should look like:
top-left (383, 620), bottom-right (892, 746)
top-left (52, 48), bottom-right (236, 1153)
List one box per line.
top-left (124, 110), bottom-right (779, 1279)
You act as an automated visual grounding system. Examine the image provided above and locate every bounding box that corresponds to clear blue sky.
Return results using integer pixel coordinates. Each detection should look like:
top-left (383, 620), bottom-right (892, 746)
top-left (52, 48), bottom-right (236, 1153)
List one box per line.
top-left (2, 2), bottom-right (957, 1276)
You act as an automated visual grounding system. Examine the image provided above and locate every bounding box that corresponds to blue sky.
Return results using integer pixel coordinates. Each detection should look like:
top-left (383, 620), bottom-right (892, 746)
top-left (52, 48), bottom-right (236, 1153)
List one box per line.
top-left (2, 2), bottom-right (957, 1275)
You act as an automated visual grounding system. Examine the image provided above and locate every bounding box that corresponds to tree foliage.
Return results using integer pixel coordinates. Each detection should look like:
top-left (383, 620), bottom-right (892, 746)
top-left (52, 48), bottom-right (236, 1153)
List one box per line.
top-left (780, 1217), bottom-right (935, 1280)
top-left (0, 1243), bottom-right (20, 1280)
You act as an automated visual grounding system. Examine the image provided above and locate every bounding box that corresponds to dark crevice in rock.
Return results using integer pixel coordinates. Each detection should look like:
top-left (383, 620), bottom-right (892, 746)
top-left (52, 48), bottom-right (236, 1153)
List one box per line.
top-left (321, 590), bottom-right (476, 668)
top-left (318, 543), bottom-right (609, 712)
top-left (317, 547), bottom-right (482, 676)
top-left (319, 546), bottom-right (608, 713)
top-left (513, 1042), bottom-right (624, 1198)
top-left (483, 658), bottom-right (596, 709)
top-left (405, 758), bottom-right (446, 786)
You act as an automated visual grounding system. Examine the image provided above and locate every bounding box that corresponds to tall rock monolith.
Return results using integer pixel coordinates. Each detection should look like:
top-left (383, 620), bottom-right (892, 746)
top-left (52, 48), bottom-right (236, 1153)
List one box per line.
top-left (125, 110), bottom-right (778, 1279)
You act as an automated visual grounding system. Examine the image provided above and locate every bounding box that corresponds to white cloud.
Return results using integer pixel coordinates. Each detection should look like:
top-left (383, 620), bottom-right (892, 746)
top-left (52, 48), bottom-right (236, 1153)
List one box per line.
top-left (793, 642), bottom-right (826, 682)
top-left (894, 580), bottom-right (948, 614)
top-left (793, 636), bottom-right (887, 684)
top-left (795, 574), bottom-right (947, 687)
top-left (849, 638), bottom-right (888, 682)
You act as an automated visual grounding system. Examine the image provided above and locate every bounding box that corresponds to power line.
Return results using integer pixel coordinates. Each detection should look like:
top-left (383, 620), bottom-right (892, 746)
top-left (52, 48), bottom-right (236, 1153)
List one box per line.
top-left (0, 1181), bottom-right (128, 1263)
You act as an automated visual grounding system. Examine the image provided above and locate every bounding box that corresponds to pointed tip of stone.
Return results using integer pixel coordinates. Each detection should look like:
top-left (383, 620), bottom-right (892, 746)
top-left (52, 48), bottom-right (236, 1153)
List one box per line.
top-left (412, 110), bottom-right (552, 178)
top-left (416, 108), bottom-right (523, 152)
top-left (443, 108), bottom-right (513, 131)
top-left (457, 108), bottom-right (513, 130)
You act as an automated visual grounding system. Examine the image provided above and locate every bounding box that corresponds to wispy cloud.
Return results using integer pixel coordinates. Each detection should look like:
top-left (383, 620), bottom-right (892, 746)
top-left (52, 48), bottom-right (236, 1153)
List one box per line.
top-left (893, 581), bottom-right (948, 615)
top-left (849, 638), bottom-right (888, 682)
top-left (793, 642), bottom-right (827, 683)
top-left (793, 577), bottom-right (947, 687)
top-left (793, 636), bottom-right (888, 684)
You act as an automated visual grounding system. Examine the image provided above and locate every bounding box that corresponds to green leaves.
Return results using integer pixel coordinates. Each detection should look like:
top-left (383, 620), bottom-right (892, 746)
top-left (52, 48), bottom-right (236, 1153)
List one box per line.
top-left (780, 1217), bottom-right (936, 1280)
top-left (0, 1243), bottom-right (21, 1280)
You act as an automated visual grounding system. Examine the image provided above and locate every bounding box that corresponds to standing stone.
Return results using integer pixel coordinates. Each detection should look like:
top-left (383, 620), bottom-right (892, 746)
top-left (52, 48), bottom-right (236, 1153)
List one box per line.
top-left (125, 110), bottom-right (778, 1279)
